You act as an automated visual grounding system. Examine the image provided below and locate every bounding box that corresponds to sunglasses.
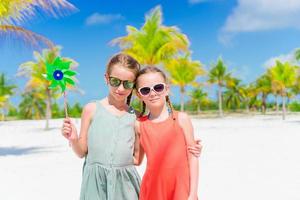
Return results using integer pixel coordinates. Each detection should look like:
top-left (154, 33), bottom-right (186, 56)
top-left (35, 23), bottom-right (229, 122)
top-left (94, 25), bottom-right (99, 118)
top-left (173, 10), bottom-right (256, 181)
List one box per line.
top-left (138, 83), bottom-right (166, 96)
top-left (108, 77), bottom-right (135, 89)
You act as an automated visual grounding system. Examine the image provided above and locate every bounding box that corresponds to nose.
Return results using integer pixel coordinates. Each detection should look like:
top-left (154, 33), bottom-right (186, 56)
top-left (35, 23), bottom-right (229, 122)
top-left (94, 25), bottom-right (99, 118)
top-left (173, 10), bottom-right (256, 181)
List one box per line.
top-left (117, 83), bottom-right (125, 92)
top-left (149, 88), bottom-right (157, 97)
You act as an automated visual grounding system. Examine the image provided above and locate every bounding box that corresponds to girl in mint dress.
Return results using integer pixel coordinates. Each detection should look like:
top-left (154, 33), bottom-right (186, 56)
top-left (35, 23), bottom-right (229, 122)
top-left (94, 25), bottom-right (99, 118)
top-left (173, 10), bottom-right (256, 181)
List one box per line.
top-left (62, 53), bottom-right (141, 200)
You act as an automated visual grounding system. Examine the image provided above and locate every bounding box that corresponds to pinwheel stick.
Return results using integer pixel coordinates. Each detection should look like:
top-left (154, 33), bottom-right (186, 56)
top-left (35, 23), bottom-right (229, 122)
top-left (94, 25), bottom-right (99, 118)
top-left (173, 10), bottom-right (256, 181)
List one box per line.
top-left (64, 91), bottom-right (68, 118)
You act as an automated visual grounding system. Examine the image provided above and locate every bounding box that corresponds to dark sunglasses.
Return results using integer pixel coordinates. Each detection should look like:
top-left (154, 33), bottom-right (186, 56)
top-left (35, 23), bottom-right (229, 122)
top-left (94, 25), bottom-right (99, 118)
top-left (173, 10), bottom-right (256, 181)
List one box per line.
top-left (138, 83), bottom-right (166, 96)
top-left (108, 77), bottom-right (135, 89)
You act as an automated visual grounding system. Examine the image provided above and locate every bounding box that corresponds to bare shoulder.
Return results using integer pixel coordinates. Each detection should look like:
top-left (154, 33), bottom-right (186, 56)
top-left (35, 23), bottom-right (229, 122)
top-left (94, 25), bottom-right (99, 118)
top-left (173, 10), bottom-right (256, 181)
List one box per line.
top-left (83, 102), bottom-right (96, 113)
top-left (177, 111), bottom-right (192, 127)
top-left (82, 102), bottom-right (97, 120)
top-left (177, 112), bottom-right (195, 144)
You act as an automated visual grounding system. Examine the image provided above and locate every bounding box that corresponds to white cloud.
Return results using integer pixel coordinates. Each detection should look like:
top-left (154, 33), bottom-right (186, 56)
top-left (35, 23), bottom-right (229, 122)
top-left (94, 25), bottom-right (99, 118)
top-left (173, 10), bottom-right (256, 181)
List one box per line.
top-left (219, 0), bottom-right (300, 43)
top-left (264, 50), bottom-right (298, 68)
top-left (85, 13), bottom-right (124, 26)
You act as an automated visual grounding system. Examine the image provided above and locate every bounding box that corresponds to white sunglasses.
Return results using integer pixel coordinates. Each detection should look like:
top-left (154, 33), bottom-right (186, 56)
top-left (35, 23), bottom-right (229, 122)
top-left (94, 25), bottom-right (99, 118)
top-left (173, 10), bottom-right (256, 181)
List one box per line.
top-left (138, 83), bottom-right (166, 96)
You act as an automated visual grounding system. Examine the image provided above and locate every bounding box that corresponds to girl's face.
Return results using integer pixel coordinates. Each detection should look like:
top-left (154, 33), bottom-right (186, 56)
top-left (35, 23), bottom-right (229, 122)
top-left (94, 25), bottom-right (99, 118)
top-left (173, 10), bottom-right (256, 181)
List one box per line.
top-left (105, 64), bottom-right (136, 102)
top-left (137, 72), bottom-right (169, 109)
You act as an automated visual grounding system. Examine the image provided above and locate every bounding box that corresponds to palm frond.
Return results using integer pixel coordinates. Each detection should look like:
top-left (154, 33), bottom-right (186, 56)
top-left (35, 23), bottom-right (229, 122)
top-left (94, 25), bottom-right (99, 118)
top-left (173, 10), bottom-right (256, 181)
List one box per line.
top-left (0, 0), bottom-right (77, 25)
top-left (0, 25), bottom-right (54, 48)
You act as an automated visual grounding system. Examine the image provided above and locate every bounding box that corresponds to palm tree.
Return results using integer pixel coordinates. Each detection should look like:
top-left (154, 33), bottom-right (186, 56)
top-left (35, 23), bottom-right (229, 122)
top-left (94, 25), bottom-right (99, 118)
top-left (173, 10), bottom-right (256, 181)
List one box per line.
top-left (0, 0), bottom-right (77, 49)
top-left (237, 83), bottom-right (256, 113)
top-left (18, 90), bottom-right (46, 119)
top-left (17, 46), bottom-right (78, 129)
top-left (0, 73), bottom-right (17, 120)
top-left (188, 87), bottom-right (208, 114)
top-left (269, 60), bottom-right (297, 120)
top-left (111, 5), bottom-right (189, 66)
top-left (223, 77), bottom-right (245, 110)
top-left (165, 54), bottom-right (205, 111)
top-left (255, 74), bottom-right (272, 114)
top-left (208, 58), bottom-right (231, 117)
top-left (291, 73), bottom-right (300, 101)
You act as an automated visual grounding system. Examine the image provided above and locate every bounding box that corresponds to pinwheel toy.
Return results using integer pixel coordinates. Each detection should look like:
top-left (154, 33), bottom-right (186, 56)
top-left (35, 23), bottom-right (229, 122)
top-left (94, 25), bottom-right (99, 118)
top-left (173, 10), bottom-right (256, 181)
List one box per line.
top-left (43, 56), bottom-right (77, 118)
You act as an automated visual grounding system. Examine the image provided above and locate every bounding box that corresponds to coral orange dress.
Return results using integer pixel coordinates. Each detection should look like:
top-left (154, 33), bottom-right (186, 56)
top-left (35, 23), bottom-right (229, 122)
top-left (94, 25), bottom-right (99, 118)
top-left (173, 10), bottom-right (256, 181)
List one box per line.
top-left (139, 111), bottom-right (190, 200)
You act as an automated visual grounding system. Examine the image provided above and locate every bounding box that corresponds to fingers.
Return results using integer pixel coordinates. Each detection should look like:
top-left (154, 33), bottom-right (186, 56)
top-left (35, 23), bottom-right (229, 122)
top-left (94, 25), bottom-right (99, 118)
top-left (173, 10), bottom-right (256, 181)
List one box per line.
top-left (188, 149), bottom-right (201, 157)
top-left (63, 118), bottom-right (72, 125)
top-left (62, 118), bottom-right (73, 139)
top-left (195, 139), bottom-right (202, 144)
top-left (62, 127), bottom-right (71, 138)
top-left (188, 142), bottom-right (203, 158)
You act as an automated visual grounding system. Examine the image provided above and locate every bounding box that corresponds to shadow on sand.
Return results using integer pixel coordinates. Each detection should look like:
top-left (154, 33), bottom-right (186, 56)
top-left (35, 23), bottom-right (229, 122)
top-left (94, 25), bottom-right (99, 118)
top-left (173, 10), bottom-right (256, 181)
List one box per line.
top-left (0, 146), bottom-right (58, 156)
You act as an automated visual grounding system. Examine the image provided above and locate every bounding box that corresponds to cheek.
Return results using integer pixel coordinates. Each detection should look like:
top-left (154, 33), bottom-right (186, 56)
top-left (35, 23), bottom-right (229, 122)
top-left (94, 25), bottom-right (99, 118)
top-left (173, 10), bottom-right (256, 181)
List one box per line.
top-left (140, 96), bottom-right (148, 102)
top-left (125, 89), bottom-right (133, 95)
top-left (108, 85), bottom-right (117, 94)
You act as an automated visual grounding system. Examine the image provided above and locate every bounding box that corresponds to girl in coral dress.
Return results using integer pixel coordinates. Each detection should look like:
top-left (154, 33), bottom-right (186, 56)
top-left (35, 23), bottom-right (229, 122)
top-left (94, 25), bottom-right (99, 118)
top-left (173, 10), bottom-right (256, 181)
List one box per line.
top-left (134, 66), bottom-right (201, 200)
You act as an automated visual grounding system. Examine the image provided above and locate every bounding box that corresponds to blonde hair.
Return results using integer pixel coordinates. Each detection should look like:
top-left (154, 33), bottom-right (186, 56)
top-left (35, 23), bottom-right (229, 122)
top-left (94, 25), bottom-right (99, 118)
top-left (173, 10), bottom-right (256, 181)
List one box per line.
top-left (106, 53), bottom-right (140, 105)
top-left (136, 66), bottom-right (174, 119)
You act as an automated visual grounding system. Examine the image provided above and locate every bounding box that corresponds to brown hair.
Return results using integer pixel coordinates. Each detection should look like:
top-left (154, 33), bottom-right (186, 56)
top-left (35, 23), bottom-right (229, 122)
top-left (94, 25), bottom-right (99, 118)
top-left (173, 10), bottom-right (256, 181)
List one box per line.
top-left (106, 53), bottom-right (140, 105)
top-left (136, 66), bottom-right (175, 119)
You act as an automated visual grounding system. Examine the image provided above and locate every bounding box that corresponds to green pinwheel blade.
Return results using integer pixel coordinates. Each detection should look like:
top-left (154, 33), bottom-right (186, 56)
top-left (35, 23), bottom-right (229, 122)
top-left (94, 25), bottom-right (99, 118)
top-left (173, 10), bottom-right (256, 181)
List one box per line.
top-left (64, 77), bottom-right (75, 86)
top-left (60, 61), bottom-right (72, 70)
top-left (63, 70), bottom-right (77, 76)
top-left (53, 57), bottom-right (71, 70)
top-left (53, 57), bottom-right (62, 67)
top-left (59, 80), bottom-right (66, 92)
top-left (48, 80), bottom-right (59, 89)
top-left (46, 63), bottom-right (55, 76)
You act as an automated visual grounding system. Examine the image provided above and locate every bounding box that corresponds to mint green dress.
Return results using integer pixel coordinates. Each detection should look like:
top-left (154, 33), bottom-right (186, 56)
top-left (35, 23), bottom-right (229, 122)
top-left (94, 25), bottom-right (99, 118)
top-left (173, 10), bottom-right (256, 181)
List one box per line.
top-left (80, 101), bottom-right (141, 200)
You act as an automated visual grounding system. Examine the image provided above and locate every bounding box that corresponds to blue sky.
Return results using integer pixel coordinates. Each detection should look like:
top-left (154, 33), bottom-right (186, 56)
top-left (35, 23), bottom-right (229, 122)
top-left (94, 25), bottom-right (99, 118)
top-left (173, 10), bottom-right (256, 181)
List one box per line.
top-left (1, 0), bottom-right (300, 106)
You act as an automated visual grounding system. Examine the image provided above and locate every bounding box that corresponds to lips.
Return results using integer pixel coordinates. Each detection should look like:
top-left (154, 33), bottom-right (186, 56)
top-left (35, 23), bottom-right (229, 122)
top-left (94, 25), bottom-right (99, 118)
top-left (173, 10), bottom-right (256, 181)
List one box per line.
top-left (149, 98), bottom-right (160, 102)
top-left (115, 92), bottom-right (126, 96)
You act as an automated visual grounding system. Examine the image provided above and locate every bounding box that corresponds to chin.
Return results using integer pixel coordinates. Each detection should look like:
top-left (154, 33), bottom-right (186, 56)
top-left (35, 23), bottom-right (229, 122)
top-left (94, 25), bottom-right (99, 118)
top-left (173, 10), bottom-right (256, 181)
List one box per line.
top-left (148, 100), bottom-right (164, 107)
top-left (113, 93), bottom-right (128, 101)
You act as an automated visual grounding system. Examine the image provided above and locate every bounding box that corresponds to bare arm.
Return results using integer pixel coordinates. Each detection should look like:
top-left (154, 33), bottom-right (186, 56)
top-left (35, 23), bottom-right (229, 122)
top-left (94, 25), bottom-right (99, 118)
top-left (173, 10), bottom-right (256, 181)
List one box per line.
top-left (178, 112), bottom-right (199, 200)
top-left (133, 120), bottom-right (145, 166)
top-left (62, 102), bottom-right (96, 158)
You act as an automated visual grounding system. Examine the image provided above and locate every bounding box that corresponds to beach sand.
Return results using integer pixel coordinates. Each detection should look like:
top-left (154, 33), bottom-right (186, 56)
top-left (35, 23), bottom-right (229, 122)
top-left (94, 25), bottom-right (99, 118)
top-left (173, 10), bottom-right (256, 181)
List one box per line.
top-left (0, 114), bottom-right (299, 200)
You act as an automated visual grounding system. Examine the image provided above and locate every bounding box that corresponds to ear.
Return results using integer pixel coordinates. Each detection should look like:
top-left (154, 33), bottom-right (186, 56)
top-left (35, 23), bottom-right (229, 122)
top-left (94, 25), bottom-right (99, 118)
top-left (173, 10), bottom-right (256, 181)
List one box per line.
top-left (165, 84), bottom-right (170, 96)
top-left (136, 89), bottom-right (142, 100)
top-left (104, 73), bottom-right (109, 85)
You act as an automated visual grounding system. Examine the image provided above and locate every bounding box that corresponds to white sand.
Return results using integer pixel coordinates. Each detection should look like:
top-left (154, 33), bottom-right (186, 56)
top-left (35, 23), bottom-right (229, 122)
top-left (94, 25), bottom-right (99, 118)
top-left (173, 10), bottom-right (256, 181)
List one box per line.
top-left (0, 114), bottom-right (299, 200)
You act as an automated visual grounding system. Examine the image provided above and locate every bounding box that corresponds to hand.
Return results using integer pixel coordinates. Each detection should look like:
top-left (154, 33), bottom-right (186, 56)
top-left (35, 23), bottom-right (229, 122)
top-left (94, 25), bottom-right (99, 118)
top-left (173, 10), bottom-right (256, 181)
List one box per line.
top-left (62, 118), bottom-right (78, 143)
top-left (187, 139), bottom-right (202, 157)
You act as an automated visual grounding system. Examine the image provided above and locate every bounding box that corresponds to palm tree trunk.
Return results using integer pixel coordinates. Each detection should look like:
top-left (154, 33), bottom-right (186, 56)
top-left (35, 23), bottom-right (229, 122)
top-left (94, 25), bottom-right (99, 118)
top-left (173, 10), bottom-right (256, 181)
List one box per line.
top-left (276, 94), bottom-right (279, 114)
top-left (45, 89), bottom-right (52, 130)
top-left (262, 93), bottom-right (267, 114)
top-left (0, 110), bottom-right (4, 121)
top-left (218, 85), bottom-right (223, 117)
top-left (246, 99), bottom-right (250, 114)
top-left (282, 91), bottom-right (286, 120)
top-left (197, 103), bottom-right (200, 115)
top-left (180, 87), bottom-right (185, 112)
